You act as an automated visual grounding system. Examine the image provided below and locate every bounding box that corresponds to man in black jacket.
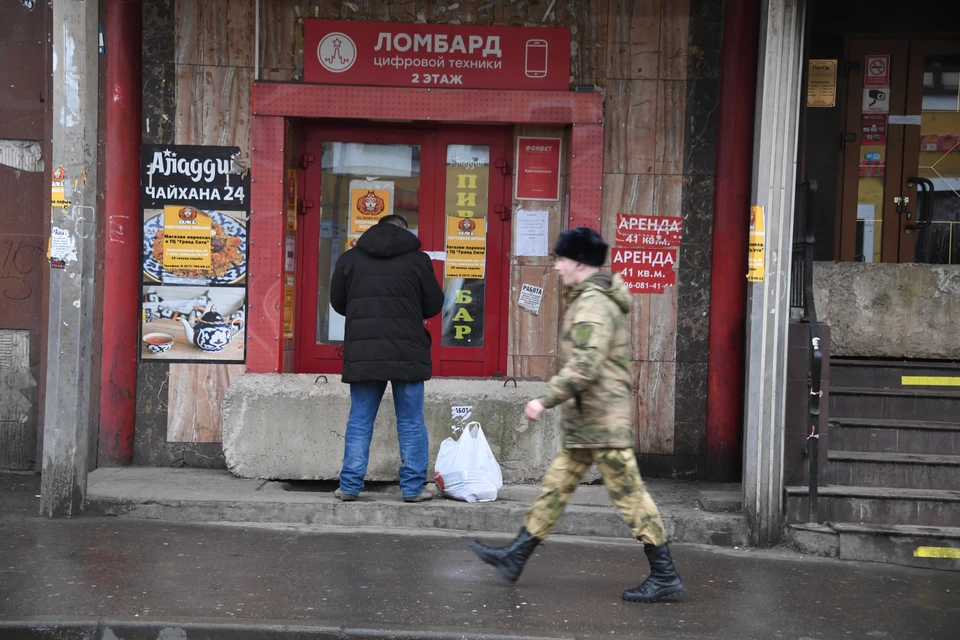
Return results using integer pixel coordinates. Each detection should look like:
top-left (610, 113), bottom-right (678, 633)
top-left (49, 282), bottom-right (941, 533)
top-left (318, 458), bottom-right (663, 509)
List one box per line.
top-left (330, 215), bottom-right (445, 503)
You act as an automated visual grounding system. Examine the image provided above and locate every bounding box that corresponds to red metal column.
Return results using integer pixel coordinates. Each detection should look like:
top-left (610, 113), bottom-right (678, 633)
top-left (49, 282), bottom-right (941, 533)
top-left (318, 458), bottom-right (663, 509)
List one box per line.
top-left (98, 0), bottom-right (141, 465)
top-left (246, 115), bottom-right (287, 374)
top-left (569, 124), bottom-right (604, 230)
top-left (705, 0), bottom-right (760, 481)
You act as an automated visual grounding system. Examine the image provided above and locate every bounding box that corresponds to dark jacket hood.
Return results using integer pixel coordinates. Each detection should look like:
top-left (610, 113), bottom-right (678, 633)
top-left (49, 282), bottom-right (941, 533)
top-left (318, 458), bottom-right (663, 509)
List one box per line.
top-left (356, 223), bottom-right (421, 258)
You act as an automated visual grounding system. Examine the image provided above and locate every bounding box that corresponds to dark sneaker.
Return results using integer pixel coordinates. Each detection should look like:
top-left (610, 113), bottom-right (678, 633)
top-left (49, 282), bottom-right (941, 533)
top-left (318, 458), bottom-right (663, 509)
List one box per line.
top-left (402, 490), bottom-right (433, 503)
top-left (334, 488), bottom-right (358, 502)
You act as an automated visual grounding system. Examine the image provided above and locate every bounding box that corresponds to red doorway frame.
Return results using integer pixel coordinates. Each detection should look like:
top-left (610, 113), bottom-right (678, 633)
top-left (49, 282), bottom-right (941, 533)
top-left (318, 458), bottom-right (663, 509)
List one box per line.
top-left (295, 123), bottom-right (513, 378)
top-left (247, 83), bottom-right (603, 374)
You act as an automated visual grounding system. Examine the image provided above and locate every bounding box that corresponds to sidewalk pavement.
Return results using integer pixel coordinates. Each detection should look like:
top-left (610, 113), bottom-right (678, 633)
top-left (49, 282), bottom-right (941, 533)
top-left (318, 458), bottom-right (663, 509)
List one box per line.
top-left (2, 472), bottom-right (959, 640)
top-left (81, 467), bottom-right (749, 547)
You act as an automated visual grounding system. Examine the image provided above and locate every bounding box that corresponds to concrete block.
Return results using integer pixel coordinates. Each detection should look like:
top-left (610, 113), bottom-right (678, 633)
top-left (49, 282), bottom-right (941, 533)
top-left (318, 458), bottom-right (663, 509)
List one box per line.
top-left (221, 374), bottom-right (593, 483)
top-left (814, 261), bottom-right (960, 359)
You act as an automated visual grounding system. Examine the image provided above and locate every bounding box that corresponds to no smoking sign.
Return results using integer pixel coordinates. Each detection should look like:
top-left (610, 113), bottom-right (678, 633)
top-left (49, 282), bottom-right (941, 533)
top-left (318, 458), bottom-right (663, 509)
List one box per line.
top-left (865, 54), bottom-right (890, 88)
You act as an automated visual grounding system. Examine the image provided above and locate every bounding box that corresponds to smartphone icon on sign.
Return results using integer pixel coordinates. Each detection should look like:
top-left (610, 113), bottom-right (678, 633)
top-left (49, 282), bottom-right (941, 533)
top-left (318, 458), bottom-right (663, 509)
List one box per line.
top-left (525, 39), bottom-right (548, 78)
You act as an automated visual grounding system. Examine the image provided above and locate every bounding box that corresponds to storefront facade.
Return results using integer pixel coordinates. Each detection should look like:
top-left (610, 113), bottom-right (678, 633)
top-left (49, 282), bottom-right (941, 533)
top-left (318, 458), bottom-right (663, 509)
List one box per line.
top-left (124, 0), bottom-right (727, 478)
top-left (32, 0), bottom-right (960, 551)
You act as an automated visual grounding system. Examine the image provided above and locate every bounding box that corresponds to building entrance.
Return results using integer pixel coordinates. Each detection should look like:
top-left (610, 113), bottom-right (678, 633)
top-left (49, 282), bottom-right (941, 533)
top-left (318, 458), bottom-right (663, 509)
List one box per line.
top-left (838, 39), bottom-right (960, 263)
top-left (295, 123), bottom-right (512, 377)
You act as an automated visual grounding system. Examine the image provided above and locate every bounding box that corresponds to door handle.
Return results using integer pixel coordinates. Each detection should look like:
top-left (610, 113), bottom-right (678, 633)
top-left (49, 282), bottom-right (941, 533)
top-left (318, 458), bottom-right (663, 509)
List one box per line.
top-left (905, 178), bottom-right (934, 234)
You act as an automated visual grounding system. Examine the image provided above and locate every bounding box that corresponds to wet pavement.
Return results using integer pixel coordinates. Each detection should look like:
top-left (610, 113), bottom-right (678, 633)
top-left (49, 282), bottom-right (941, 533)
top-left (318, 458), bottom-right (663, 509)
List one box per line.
top-left (82, 467), bottom-right (749, 547)
top-left (2, 472), bottom-right (959, 639)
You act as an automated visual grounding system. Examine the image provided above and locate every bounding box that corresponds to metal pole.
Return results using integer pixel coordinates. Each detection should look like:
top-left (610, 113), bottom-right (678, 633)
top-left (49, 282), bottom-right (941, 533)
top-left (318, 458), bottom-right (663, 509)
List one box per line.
top-left (41, 0), bottom-right (100, 516)
top-left (741, 0), bottom-right (807, 546)
top-left (705, 0), bottom-right (761, 482)
top-left (98, 0), bottom-right (141, 466)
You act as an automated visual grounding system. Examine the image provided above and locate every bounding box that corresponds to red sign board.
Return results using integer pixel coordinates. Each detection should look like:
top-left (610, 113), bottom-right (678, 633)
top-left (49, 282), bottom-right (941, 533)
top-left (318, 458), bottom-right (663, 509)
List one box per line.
top-left (515, 137), bottom-right (562, 200)
top-left (861, 113), bottom-right (888, 145)
top-left (304, 20), bottom-right (570, 90)
top-left (864, 54), bottom-right (890, 88)
top-left (612, 248), bottom-right (677, 294)
top-left (616, 214), bottom-right (683, 248)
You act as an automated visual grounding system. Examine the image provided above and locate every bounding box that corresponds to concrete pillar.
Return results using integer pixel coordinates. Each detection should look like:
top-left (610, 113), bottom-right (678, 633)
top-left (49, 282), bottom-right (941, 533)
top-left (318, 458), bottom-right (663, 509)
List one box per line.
top-left (741, 0), bottom-right (806, 547)
top-left (40, 0), bottom-right (100, 517)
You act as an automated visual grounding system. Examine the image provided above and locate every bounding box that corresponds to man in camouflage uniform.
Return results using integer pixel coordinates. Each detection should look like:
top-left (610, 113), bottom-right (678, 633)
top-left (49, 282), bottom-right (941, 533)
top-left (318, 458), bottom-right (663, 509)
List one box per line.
top-left (470, 227), bottom-right (684, 603)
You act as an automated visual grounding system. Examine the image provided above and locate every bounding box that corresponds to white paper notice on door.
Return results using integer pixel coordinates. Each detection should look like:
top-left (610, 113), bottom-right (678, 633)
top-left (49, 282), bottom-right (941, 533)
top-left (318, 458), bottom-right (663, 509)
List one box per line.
top-left (515, 209), bottom-right (549, 257)
top-left (857, 204), bottom-right (878, 264)
top-left (518, 283), bottom-right (544, 315)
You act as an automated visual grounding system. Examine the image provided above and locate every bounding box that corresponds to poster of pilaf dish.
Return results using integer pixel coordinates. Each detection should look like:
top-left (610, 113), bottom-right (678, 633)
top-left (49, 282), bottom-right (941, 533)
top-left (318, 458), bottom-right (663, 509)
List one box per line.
top-left (141, 206), bottom-right (247, 285)
top-left (139, 144), bottom-right (250, 363)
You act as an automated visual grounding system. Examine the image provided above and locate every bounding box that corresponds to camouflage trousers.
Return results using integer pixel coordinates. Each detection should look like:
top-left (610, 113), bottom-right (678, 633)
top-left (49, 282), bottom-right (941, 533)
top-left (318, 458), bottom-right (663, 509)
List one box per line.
top-left (524, 448), bottom-right (667, 546)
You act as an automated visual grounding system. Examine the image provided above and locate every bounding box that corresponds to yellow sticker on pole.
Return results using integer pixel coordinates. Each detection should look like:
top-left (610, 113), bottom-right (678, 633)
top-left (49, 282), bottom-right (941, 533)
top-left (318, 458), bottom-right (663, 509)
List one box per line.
top-left (747, 205), bottom-right (765, 282)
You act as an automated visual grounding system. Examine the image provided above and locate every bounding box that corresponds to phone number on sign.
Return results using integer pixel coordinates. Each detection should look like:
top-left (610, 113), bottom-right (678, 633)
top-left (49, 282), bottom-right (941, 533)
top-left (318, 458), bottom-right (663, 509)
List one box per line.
top-left (621, 278), bottom-right (670, 293)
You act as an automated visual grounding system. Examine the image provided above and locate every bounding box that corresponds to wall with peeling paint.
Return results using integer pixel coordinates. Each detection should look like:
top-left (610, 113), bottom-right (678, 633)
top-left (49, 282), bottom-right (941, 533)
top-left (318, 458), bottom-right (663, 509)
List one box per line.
top-left (135, 0), bottom-right (722, 479)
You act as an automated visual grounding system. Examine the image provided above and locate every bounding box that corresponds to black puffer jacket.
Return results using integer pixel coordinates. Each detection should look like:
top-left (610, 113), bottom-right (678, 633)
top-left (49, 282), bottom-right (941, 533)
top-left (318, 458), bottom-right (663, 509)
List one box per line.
top-left (330, 223), bottom-right (445, 382)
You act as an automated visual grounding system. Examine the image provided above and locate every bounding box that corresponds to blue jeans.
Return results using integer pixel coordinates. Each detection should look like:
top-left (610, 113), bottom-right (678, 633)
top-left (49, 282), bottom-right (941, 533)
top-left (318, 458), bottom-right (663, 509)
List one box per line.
top-left (339, 381), bottom-right (429, 499)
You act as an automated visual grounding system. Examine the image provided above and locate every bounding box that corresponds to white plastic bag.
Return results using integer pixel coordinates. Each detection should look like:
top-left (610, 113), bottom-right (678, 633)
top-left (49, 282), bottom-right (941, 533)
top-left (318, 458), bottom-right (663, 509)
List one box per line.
top-left (434, 422), bottom-right (503, 502)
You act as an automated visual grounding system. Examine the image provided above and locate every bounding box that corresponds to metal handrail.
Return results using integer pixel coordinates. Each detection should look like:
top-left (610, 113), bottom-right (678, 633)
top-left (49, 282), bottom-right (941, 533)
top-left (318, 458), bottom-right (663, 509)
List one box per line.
top-left (790, 181), bottom-right (814, 316)
top-left (790, 180), bottom-right (823, 523)
top-left (801, 180), bottom-right (822, 524)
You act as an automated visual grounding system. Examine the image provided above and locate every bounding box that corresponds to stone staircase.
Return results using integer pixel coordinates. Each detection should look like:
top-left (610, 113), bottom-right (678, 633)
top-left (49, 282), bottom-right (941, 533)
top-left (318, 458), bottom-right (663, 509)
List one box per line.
top-left (785, 359), bottom-right (960, 570)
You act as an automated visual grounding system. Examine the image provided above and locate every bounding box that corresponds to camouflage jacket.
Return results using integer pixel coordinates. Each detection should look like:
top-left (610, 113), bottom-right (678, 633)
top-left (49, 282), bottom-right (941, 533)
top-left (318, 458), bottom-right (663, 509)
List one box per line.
top-left (539, 272), bottom-right (634, 449)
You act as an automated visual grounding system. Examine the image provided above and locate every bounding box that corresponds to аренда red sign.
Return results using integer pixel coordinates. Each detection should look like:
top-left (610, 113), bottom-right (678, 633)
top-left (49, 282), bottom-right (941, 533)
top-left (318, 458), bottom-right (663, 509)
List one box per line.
top-left (612, 247), bottom-right (678, 294)
top-left (304, 20), bottom-right (571, 91)
top-left (616, 214), bottom-right (683, 248)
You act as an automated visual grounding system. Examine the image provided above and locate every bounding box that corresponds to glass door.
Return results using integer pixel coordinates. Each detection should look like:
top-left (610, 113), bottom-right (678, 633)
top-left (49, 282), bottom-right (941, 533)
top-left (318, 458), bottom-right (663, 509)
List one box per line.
top-left (838, 40), bottom-right (910, 262)
top-left (838, 39), bottom-right (960, 264)
top-left (295, 124), bottom-right (510, 377)
top-left (899, 40), bottom-right (960, 264)
top-left (433, 128), bottom-right (511, 378)
top-left (296, 126), bottom-right (438, 373)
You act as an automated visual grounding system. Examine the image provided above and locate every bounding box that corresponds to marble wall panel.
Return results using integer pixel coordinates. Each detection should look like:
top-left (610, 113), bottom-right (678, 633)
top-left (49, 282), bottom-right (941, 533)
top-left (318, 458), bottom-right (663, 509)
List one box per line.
top-left (603, 79), bottom-right (658, 175)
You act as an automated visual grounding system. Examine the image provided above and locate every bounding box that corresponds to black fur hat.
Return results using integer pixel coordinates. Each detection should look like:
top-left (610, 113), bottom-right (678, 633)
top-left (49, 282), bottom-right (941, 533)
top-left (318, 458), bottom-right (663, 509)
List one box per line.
top-left (554, 227), bottom-right (608, 267)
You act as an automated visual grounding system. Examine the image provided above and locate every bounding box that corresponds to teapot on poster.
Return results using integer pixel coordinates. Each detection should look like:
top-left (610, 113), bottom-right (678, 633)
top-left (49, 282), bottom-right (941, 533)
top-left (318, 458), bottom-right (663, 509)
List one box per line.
top-left (179, 304), bottom-right (243, 352)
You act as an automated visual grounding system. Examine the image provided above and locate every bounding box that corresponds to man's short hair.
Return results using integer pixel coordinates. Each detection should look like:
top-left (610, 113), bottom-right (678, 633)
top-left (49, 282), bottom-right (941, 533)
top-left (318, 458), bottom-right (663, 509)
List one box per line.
top-left (378, 215), bottom-right (408, 229)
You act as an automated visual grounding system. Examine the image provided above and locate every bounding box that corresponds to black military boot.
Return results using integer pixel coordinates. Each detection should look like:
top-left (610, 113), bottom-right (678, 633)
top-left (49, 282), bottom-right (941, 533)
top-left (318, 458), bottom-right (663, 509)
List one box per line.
top-left (622, 542), bottom-right (684, 603)
top-left (470, 527), bottom-right (541, 582)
